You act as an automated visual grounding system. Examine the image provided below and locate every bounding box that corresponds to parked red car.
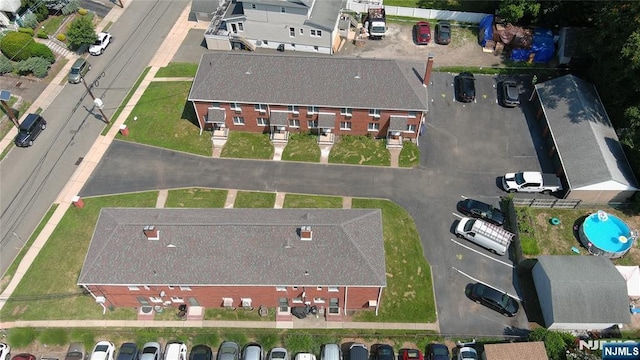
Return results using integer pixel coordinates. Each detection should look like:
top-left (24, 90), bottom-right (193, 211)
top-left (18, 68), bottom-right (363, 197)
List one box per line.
top-left (400, 349), bottom-right (424, 360)
top-left (415, 21), bottom-right (431, 44)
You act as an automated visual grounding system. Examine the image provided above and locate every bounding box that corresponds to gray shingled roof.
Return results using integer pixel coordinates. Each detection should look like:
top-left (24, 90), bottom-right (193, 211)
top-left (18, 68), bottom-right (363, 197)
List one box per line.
top-left (389, 116), bottom-right (407, 131)
top-left (318, 113), bottom-right (336, 128)
top-left (78, 208), bottom-right (386, 287)
top-left (535, 75), bottom-right (638, 190)
top-left (188, 53), bottom-right (429, 112)
top-left (535, 255), bottom-right (630, 325)
top-left (207, 108), bottom-right (225, 123)
top-left (270, 111), bottom-right (288, 126)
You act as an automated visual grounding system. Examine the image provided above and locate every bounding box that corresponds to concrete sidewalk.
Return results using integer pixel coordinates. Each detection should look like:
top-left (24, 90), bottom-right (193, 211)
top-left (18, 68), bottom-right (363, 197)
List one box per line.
top-left (0, 319), bottom-right (439, 330)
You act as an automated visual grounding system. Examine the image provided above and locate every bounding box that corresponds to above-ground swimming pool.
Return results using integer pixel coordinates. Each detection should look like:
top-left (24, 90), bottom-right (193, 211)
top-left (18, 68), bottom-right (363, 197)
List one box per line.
top-left (579, 210), bottom-right (636, 258)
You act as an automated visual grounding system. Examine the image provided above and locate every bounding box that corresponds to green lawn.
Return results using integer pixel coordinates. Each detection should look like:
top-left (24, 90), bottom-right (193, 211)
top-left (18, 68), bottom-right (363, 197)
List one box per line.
top-left (399, 142), bottom-right (420, 168)
top-left (38, 15), bottom-right (66, 37)
top-left (0, 204), bottom-right (58, 294)
top-left (165, 188), bottom-right (228, 208)
top-left (515, 206), bottom-right (640, 265)
top-left (155, 62), bottom-right (198, 78)
top-left (281, 133), bottom-right (321, 162)
top-left (220, 131), bottom-right (274, 159)
top-left (115, 81), bottom-right (212, 156)
top-left (0, 192), bottom-right (158, 321)
top-left (283, 194), bottom-right (343, 208)
top-left (328, 136), bottom-right (391, 166)
top-left (234, 191), bottom-right (277, 208)
top-left (384, 0), bottom-right (495, 13)
top-left (102, 67), bottom-right (150, 136)
top-left (352, 199), bottom-right (435, 322)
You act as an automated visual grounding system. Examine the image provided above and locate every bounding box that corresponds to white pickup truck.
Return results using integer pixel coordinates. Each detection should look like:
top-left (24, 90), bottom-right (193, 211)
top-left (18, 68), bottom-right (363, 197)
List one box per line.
top-left (502, 171), bottom-right (562, 194)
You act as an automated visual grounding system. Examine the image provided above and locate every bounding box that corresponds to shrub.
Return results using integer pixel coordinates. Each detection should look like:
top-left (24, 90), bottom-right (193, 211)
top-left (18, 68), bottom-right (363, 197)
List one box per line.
top-left (7, 328), bottom-right (37, 347)
top-left (78, 8), bottom-right (88, 15)
top-left (16, 57), bottom-right (51, 78)
top-left (18, 27), bottom-right (35, 36)
top-left (36, 30), bottom-right (49, 39)
top-left (56, 33), bottom-right (66, 41)
top-left (39, 328), bottom-right (69, 346)
top-left (21, 13), bottom-right (38, 29)
top-left (29, 42), bottom-right (55, 63)
top-left (0, 31), bottom-right (35, 61)
top-left (0, 55), bottom-right (12, 74)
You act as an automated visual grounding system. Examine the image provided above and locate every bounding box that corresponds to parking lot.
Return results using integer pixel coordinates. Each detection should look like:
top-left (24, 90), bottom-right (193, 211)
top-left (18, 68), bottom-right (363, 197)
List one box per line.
top-left (169, 19), bottom-right (550, 335)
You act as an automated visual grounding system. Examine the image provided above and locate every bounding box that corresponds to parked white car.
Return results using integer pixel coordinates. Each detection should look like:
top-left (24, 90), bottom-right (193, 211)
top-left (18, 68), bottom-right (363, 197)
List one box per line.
top-left (0, 342), bottom-right (11, 360)
top-left (164, 342), bottom-right (187, 360)
top-left (89, 32), bottom-right (112, 55)
top-left (91, 341), bottom-right (116, 360)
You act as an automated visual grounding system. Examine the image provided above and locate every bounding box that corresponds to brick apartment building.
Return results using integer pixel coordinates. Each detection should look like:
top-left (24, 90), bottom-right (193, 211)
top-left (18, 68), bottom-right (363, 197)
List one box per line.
top-left (188, 53), bottom-right (431, 148)
top-left (77, 208), bottom-right (386, 320)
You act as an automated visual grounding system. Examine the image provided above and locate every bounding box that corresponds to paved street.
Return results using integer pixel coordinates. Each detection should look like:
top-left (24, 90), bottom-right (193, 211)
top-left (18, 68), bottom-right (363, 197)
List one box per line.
top-left (0, 0), bottom-right (189, 274)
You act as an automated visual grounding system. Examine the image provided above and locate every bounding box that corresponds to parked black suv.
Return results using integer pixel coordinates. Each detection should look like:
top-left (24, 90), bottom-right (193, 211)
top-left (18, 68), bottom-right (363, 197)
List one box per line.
top-left (434, 21), bottom-right (451, 45)
top-left (499, 80), bottom-right (520, 107)
top-left (455, 72), bottom-right (475, 102)
top-left (466, 282), bottom-right (519, 317)
top-left (14, 113), bottom-right (46, 147)
top-left (457, 199), bottom-right (505, 226)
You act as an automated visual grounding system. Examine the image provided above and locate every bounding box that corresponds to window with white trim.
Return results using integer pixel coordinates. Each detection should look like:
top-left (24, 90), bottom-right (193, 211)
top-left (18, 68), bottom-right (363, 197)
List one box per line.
top-left (299, 29), bottom-right (304, 35)
top-left (310, 30), bottom-right (322, 37)
top-left (307, 106), bottom-right (318, 114)
top-left (316, 286), bottom-right (323, 290)
top-left (408, 111), bottom-right (417, 118)
top-left (278, 297), bottom-right (289, 312)
top-left (289, 119), bottom-right (300, 127)
top-left (328, 286), bottom-right (339, 292)
top-left (368, 123), bottom-right (380, 131)
top-left (313, 46), bottom-right (319, 52)
top-left (171, 296), bottom-right (184, 303)
top-left (281, 7), bottom-right (286, 13)
top-left (211, 102), bottom-right (221, 108)
top-left (179, 286), bottom-right (192, 291)
top-left (314, 297), bottom-right (325, 303)
top-left (238, 23), bottom-right (244, 32)
top-left (292, 297), bottom-right (303, 303)
top-left (288, 105), bottom-right (299, 114)
top-left (369, 109), bottom-right (381, 118)
top-left (230, 102), bottom-right (241, 112)
top-left (257, 118), bottom-right (268, 126)
top-left (340, 122), bottom-right (351, 130)
top-left (143, 285), bottom-right (150, 290)
top-left (254, 103), bottom-right (267, 113)
top-left (340, 107), bottom-right (352, 116)
top-left (289, 27), bottom-right (295, 37)
top-left (149, 296), bottom-right (163, 303)
top-left (276, 286), bottom-right (287, 291)
top-left (128, 286), bottom-right (140, 291)
top-left (167, 285), bottom-right (174, 290)
top-left (406, 124), bottom-right (417, 132)
top-left (292, 286), bottom-right (299, 290)
top-left (233, 116), bottom-right (245, 125)
top-left (307, 120), bottom-right (318, 128)
top-left (251, 4), bottom-right (256, 9)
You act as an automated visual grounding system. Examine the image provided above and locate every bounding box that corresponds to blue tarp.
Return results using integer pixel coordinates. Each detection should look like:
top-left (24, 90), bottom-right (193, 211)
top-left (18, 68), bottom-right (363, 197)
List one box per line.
top-left (510, 28), bottom-right (555, 63)
top-left (478, 15), bottom-right (493, 47)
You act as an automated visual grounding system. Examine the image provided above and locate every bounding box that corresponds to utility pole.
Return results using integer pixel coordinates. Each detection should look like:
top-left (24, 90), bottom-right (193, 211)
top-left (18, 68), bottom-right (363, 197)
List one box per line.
top-left (81, 76), bottom-right (109, 124)
top-left (0, 90), bottom-right (19, 127)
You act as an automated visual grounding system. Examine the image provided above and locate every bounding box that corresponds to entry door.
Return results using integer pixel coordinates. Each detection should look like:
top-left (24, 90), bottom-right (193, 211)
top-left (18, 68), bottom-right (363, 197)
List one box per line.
top-left (231, 23), bottom-right (237, 33)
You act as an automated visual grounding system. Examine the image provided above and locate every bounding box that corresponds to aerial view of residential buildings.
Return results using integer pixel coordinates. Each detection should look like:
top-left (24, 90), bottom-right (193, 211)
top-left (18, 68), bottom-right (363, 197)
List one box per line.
top-left (1, 1), bottom-right (640, 360)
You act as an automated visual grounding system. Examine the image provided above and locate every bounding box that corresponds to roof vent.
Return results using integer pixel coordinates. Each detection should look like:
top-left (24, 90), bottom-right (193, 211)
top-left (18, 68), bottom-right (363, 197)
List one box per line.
top-left (143, 225), bottom-right (159, 240)
top-left (300, 225), bottom-right (312, 241)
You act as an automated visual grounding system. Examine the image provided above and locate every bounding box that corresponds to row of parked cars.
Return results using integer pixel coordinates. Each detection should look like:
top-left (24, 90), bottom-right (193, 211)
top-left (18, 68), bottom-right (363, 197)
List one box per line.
top-left (454, 72), bottom-right (521, 107)
top-left (0, 342), bottom-right (475, 360)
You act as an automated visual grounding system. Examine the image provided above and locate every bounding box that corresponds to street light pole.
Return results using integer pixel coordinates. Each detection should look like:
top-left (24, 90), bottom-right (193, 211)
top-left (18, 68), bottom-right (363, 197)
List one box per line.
top-left (81, 76), bottom-right (109, 124)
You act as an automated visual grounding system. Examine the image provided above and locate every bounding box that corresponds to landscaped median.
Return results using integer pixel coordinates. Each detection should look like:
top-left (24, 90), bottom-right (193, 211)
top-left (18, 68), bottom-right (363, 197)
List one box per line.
top-left (0, 188), bottom-right (435, 324)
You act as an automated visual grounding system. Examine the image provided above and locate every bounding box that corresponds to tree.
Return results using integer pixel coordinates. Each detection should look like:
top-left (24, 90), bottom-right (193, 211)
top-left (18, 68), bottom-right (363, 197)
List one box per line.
top-left (66, 15), bottom-right (96, 51)
top-left (497, 0), bottom-right (541, 24)
top-left (529, 327), bottom-right (574, 360)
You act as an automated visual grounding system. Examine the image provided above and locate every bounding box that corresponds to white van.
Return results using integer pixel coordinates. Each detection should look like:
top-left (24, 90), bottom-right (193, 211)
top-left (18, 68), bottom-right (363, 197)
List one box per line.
top-left (455, 217), bottom-right (513, 256)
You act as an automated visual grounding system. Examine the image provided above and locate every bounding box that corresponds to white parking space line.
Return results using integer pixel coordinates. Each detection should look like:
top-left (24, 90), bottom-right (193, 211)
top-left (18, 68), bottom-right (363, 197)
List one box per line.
top-left (452, 267), bottom-right (522, 302)
top-left (450, 238), bottom-right (514, 268)
top-left (452, 212), bottom-right (463, 219)
top-left (460, 195), bottom-right (468, 199)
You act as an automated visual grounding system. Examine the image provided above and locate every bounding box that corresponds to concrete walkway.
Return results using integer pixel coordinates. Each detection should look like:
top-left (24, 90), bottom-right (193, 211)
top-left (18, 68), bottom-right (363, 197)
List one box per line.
top-left (0, 2), bottom-right (437, 332)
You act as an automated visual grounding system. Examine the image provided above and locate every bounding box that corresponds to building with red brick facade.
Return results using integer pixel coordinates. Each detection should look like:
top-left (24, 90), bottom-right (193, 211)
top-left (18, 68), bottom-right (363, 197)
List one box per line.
top-left (78, 208), bottom-right (386, 320)
top-left (188, 53), bottom-right (430, 148)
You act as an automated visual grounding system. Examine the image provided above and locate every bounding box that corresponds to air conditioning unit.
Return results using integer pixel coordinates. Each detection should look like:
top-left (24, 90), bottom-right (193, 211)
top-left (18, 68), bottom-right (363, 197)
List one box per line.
top-left (241, 298), bottom-right (252, 307)
top-left (96, 296), bottom-right (106, 304)
top-left (373, 114), bottom-right (381, 119)
top-left (160, 291), bottom-right (166, 297)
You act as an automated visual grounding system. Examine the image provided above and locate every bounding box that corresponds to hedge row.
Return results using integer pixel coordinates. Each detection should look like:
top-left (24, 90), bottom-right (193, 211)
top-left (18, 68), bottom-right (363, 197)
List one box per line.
top-left (0, 31), bottom-right (55, 64)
